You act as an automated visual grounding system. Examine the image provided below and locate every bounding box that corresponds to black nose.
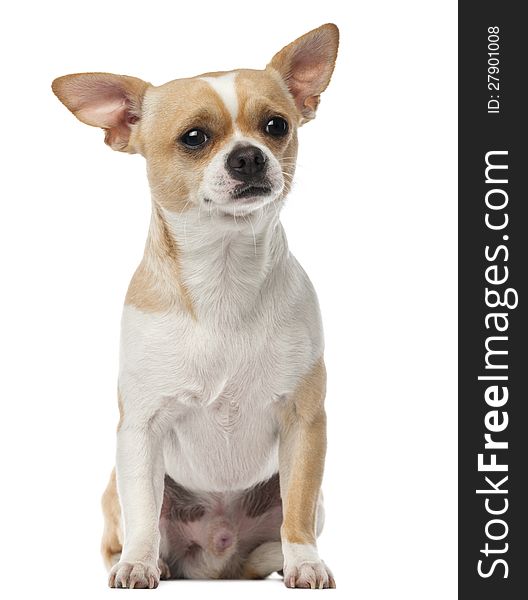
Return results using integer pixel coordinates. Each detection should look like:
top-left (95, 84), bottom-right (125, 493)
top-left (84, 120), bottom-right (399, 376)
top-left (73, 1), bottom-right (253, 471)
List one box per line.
top-left (226, 144), bottom-right (267, 182)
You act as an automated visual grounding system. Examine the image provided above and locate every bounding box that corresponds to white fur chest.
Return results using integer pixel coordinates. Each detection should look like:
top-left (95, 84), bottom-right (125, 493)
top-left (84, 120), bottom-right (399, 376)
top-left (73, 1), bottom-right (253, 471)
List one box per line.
top-left (118, 215), bottom-right (324, 493)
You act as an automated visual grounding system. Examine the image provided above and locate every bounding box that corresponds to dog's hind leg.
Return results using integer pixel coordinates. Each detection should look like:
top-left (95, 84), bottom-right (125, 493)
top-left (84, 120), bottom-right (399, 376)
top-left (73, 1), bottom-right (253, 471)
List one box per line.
top-left (241, 491), bottom-right (325, 581)
top-left (242, 541), bottom-right (284, 579)
top-left (101, 468), bottom-right (123, 570)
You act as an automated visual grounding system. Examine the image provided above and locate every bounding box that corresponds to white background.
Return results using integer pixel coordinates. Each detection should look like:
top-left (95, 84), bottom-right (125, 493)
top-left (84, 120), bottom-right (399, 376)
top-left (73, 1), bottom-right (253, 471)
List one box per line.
top-left (0, 1), bottom-right (457, 598)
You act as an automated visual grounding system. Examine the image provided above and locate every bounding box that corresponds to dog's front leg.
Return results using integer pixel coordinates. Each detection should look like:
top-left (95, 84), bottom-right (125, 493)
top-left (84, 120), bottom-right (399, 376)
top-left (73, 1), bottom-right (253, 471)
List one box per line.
top-left (109, 413), bottom-right (165, 589)
top-left (278, 358), bottom-right (335, 589)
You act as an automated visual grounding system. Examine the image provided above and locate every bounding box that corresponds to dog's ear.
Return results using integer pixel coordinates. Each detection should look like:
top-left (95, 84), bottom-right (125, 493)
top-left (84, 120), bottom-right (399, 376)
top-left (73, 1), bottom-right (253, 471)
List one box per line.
top-left (268, 23), bottom-right (339, 124)
top-left (51, 73), bottom-right (150, 152)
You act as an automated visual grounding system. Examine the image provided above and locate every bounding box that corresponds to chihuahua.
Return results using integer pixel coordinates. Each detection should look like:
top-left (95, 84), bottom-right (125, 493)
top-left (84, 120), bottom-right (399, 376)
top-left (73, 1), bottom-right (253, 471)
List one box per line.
top-left (52, 23), bottom-right (339, 589)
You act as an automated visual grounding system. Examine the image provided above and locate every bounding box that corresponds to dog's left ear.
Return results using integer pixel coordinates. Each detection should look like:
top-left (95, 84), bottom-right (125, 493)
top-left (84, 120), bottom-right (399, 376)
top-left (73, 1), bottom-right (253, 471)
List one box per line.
top-left (268, 23), bottom-right (339, 124)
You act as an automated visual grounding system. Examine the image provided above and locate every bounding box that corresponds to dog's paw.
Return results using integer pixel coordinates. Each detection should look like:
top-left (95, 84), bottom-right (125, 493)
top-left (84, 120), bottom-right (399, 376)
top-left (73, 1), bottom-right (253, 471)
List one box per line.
top-left (282, 544), bottom-right (335, 589)
top-left (108, 561), bottom-right (160, 589)
top-left (284, 559), bottom-right (335, 589)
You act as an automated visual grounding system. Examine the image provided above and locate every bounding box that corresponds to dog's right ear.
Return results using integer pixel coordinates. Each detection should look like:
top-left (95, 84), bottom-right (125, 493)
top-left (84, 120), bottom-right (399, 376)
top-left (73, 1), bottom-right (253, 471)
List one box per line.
top-left (51, 73), bottom-right (150, 153)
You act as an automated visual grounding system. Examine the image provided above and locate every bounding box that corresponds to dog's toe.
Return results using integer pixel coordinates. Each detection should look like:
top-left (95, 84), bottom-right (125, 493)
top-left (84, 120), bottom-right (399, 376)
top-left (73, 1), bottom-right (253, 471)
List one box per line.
top-left (158, 557), bottom-right (172, 580)
top-left (283, 560), bottom-right (335, 589)
top-left (109, 561), bottom-right (160, 589)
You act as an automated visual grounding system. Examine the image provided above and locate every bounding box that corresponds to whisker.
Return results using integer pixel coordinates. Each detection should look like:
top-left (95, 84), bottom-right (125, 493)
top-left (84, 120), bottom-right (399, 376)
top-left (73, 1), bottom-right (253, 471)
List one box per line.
top-left (182, 199), bottom-right (192, 245)
top-left (271, 199), bottom-right (280, 223)
top-left (246, 215), bottom-right (257, 257)
top-left (257, 206), bottom-right (264, 226)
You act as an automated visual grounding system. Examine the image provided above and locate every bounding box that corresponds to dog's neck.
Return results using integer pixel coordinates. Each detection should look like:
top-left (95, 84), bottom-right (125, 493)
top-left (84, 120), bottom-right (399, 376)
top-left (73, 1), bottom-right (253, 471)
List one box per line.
top-left (143, 200), bottom-right (288, 323)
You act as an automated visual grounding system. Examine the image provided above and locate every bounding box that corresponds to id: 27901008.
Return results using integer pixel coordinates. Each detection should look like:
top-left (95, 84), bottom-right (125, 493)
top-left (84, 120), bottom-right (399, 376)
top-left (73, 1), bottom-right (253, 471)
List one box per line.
top-left (487, 26), bottom-right (500, 114)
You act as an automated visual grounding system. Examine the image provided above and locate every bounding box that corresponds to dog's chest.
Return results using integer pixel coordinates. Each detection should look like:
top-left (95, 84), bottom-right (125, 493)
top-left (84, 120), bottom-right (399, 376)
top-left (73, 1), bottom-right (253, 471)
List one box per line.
top-left (207, 387), bottom-right (242, 434)
top-left (120, 305), bottom-right (308, 491)
top-left (163, 323), bottom-right (287, 491)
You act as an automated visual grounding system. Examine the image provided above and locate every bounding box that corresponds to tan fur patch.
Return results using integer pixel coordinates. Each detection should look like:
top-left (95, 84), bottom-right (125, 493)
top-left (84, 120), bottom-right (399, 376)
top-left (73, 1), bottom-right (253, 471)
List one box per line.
top-left (124, 205), bottom-right (196, 317)
top-left (101, 468), bottom-right (123, 570)
top-left (278, 358), bottom-right (327, 545)
top-left (117, 390), bottom-right (124, 432)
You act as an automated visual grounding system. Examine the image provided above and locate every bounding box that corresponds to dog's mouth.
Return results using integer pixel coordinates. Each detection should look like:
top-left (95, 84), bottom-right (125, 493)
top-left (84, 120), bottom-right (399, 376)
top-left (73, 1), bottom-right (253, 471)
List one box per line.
top-left (231, 183), bottom-right (272, 201)
top-left (201, 177), bottom-right (281, 217)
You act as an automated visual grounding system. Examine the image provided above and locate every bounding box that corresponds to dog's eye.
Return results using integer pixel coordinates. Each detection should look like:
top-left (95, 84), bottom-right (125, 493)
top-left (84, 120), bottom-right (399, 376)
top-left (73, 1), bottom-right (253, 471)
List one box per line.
top-left (181, 129), bottom-right (209, 148)
top-left (264, 117), bottom-right (288, 137)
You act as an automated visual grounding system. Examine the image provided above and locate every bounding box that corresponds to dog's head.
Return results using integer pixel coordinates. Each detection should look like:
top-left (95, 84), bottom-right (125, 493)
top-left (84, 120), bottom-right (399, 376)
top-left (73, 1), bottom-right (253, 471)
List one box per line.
top-left (52, 24), bottom-right (338, 218)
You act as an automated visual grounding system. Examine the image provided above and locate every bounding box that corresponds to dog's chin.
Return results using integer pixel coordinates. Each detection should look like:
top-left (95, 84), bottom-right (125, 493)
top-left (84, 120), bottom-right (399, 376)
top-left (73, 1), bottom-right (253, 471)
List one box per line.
top-left (204, 187), bottom-right (280, 217)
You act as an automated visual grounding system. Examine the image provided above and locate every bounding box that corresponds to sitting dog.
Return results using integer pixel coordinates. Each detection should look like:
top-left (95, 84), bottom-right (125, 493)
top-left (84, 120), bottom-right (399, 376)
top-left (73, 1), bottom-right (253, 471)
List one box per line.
top-left (52, 22), bottom-right (339, 589)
